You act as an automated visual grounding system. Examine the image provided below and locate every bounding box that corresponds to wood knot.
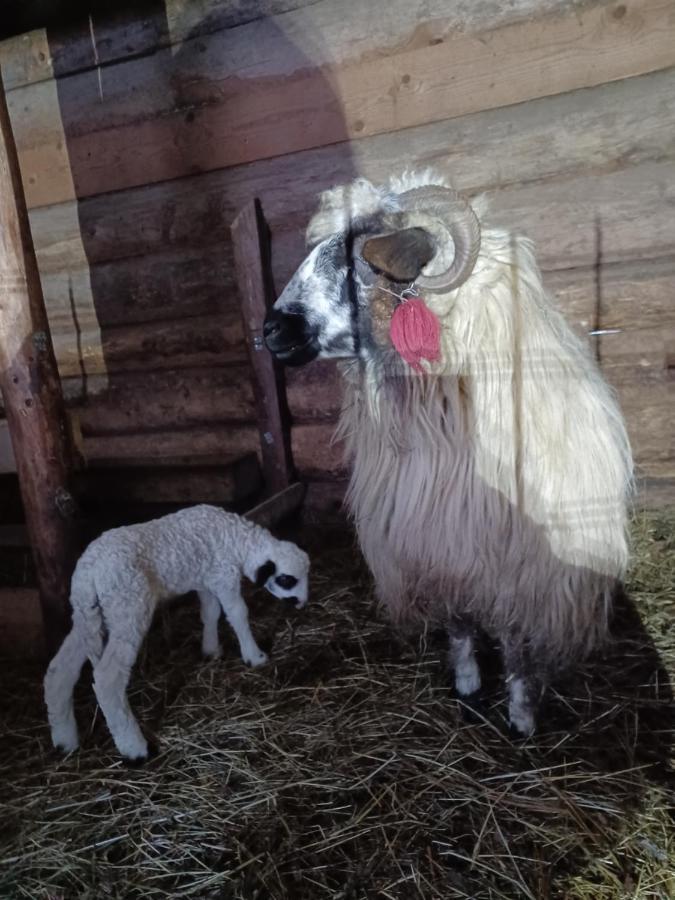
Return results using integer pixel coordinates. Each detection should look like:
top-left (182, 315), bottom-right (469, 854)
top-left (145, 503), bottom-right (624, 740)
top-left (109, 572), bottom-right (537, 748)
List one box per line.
top-left (54, 488), bottom-right (78, 519)
top-left (32, 331), bottom-right (48, 353)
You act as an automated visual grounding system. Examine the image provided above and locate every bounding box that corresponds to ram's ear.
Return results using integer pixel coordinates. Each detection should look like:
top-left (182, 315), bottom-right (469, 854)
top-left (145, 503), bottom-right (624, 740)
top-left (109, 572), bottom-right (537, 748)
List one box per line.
top-left (254, 560), bottom-right (276, 587)
top-left (361, 227), bottom-right (435, 282)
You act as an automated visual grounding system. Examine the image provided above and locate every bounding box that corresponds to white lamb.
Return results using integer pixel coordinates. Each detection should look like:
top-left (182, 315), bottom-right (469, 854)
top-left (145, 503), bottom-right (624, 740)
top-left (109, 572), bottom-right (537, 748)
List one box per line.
top-left (44, 505), bottom-right (310, 760)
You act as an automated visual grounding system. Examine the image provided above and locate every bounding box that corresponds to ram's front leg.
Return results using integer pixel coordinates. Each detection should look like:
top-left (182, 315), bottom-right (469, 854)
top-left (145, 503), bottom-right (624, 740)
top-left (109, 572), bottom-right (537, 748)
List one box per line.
top-left (215, 581), bottom-right (268, 668)
top-left (448, 615), bottom-right (481, 697)
top-left (502, 633), bottom-right (545, 737)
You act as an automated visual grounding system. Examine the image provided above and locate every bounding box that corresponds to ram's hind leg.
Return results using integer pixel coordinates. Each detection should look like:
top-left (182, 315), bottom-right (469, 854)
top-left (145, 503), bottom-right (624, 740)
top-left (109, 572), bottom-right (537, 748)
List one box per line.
top-left (448, 616), bottom-right (481, 697)
top-left (502, 634), bottom-right (545, 737)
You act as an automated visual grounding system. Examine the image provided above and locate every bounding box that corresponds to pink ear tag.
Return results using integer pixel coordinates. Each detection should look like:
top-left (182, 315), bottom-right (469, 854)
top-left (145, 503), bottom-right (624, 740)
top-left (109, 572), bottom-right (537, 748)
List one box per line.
top-left (390, 296), bottom-right (441, 373)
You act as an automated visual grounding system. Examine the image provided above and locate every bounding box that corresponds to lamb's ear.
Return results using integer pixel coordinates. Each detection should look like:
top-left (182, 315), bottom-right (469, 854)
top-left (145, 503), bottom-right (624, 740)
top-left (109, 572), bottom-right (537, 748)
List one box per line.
top-left (361, 228), bottom-right (435, 282)
top-left (254, 560), bottom-right (276, 587)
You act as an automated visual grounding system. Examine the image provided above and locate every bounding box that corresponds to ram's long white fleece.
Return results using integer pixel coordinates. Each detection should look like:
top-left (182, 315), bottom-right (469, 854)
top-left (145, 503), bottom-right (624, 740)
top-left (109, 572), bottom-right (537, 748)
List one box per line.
top-left (321, 171), bottom-right (633, 668)
top-left (44, 506), bottom-right (309, 760)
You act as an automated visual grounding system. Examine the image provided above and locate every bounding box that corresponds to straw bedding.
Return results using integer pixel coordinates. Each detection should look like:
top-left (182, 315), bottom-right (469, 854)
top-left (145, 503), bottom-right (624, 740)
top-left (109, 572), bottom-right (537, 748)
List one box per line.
top-left (0, 511), bottom-right (673, 899)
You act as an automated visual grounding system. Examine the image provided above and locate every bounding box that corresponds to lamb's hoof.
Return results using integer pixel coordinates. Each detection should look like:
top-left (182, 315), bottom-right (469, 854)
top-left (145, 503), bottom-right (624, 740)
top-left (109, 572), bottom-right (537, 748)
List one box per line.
top-left (245, 650), bottom-right (269, 668)
top-left (117, 736), bottom-right (150, 763)
top-left (50, 727), bottom-right (79, 754)
top-left (123, 753), bottom-right (149, 768)
top-left (54, 741), bottom-right (79, 755)
top-left (202, 646), bottom-right (222, 661)
top-left (508, 709), bottom-right (536, 739)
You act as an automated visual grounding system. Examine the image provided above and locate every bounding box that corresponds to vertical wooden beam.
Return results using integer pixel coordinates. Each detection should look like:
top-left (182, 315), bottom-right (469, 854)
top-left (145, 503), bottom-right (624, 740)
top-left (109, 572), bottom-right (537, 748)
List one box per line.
top-left (231, 199), bottom-right (294, 494)
top-left (0, 70), bottom-right (78, 647)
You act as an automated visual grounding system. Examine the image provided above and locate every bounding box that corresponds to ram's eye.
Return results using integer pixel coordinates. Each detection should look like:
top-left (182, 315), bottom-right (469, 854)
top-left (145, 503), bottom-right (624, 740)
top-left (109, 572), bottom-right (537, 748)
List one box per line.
top-left (276, 574), bottom-right (298, 590)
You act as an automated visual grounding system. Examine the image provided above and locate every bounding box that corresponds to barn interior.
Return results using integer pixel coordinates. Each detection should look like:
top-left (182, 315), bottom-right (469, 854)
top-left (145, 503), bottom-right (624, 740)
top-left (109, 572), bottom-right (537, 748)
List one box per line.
top-left (0, 1), bottom-right (673, 897)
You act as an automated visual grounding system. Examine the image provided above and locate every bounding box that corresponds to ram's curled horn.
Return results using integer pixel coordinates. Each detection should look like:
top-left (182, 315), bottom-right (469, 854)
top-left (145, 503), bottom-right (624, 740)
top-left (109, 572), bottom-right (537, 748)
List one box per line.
top-left (398, 185), bottom-right (481, 293)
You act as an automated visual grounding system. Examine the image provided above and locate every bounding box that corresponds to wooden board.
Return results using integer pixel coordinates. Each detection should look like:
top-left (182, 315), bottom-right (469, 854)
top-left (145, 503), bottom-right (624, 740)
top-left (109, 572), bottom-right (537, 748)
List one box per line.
top-left (232, 199), bottom-right (294, 493)
top-left (5, 0), bottom-right (675, 207)
top-left (0, 587), bottom-right (44, 658)
top-left (26, 66), bottom-right (675, 276)
top-left (245, 482), bottom-right (306, 530)
top-left (76, 451), bottom-right (262, 505)
top-left (0, 0), bottom-right (332, 90)
top-left (74, 366), bottom-right (255, 434)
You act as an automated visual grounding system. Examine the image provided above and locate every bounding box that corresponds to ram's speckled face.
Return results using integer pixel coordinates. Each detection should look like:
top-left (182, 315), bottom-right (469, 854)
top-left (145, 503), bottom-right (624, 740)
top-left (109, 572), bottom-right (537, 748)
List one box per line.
top-left (264, 235), bottom-right (362, 366)
top-left (264, 220), bottom-right (440, 367)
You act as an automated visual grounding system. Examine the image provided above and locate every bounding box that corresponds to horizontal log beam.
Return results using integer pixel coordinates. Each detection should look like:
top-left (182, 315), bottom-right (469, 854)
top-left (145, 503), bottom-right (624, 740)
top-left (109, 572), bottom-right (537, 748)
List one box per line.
top-left (6, 0), bottom-right (675, 206)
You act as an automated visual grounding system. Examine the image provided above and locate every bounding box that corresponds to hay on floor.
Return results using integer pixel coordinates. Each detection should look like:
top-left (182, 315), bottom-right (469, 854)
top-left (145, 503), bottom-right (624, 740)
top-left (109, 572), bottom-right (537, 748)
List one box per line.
top-left (0, 512), bottom-right (673, 899)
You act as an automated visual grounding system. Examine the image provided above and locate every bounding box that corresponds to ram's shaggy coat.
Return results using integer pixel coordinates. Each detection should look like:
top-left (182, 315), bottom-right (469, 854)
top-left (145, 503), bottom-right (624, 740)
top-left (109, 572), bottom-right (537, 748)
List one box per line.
top-left (312, 173), bottom-right (633, 669)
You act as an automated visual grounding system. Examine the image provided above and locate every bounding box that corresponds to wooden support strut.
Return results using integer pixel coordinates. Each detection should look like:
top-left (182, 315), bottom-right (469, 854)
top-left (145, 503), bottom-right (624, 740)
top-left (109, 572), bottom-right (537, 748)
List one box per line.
top-left (231, 199), bottom-right (294, 494)
top-left (0, 69), bottom-right (78, 647)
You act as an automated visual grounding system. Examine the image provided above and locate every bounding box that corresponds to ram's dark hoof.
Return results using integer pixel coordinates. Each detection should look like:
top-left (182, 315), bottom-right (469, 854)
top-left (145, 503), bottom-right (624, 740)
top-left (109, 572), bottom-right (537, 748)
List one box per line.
top-left (458, 693), bottom-right (485, 724)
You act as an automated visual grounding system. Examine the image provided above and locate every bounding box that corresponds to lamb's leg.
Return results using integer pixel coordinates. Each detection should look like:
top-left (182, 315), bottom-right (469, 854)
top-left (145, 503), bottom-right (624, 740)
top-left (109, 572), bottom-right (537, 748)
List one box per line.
top-left (198, 590), bottom-right (222, 658)
top-left (502, 634), bottom-right (544, 737)
top-left (92, 621), bottom-right (150, 761)
top-left (448, 616), bottom-right (481, 697)
top-left (217, 587), bottom-right (268, 668)
top-left (44, 630), bottom-right (88, 752)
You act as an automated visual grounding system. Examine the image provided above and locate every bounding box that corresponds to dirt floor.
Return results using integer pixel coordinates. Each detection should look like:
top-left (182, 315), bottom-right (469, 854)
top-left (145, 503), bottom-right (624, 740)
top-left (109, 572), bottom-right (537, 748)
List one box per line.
top-left (0, 512), bottom-right (673, 899)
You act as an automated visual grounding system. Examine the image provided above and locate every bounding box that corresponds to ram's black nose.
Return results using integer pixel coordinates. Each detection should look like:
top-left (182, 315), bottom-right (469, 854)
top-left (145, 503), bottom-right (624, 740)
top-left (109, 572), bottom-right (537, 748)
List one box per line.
top-left (263, 311), bottom-right (284, 342)
top-left (263, 308), bottom-right (320, 366)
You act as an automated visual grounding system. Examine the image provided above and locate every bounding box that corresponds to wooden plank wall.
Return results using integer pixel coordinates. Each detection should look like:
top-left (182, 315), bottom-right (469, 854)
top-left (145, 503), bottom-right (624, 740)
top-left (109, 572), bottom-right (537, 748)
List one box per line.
top-left (0, 0), bottom-right (673, 512)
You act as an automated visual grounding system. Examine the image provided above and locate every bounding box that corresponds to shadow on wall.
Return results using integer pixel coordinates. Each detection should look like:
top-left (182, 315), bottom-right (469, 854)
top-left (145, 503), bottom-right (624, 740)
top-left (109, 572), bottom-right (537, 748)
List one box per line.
top-left (43, 0), bottom-right (357, 467)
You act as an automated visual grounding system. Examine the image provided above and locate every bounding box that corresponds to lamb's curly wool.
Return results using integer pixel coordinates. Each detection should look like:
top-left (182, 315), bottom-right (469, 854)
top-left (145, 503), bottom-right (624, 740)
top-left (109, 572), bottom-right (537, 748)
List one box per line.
top-left (44, 506), bottom-right (309, 760)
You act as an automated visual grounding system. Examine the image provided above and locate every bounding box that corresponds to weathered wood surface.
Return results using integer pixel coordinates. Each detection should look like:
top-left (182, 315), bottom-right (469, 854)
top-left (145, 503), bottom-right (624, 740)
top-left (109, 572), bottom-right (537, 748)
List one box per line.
top-left (74, 366), bottom-right (254, 433)
top-left (77, 451), bottom-right (262, 505)
top-left (245, 481), bottom-right (306, 530)
top-left (0, 1), bottom-right (671, 508)
top-left (232, 199), bottom-right (294, 493)
top-left (0, 587), bottom-right (44, 658)
top-left (0, 0), bottom-right (333, 90)
top-left (0, 69), bottom-right (77, 640)
top-left (3, 253), bottom-right (671, 485)
top-left (4, 0), bottom-right (675, 206)
top-left (27, 67), bottom-right (675, 275)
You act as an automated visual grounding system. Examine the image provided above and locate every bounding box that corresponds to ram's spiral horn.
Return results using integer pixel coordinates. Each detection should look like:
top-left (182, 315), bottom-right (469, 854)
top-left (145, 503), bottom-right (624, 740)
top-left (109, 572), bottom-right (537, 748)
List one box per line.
top-left (398, 185), bottom-right (481, 293)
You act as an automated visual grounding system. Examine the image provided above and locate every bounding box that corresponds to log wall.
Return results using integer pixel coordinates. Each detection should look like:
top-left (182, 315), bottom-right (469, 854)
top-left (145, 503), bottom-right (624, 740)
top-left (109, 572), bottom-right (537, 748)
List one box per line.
top-left (0, 0), bottom-right (673, 513)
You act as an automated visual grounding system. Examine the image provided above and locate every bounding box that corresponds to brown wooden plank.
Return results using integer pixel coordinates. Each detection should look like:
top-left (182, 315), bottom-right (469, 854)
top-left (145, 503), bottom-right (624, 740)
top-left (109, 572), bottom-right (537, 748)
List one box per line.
top-left (232, 199), bottom-right (294, 493)
top-left (8, 0), bottom-right (675, 207)
top-left (635, 477), bottom-right (675, 511)
top-left (0, 69), bottom-right (78, 644)
top-left (77, 452), bottom-right (262, 505)
top-left (46, 313), bottom-right (246, 386)
top-left (0, 587), bottom-right (44, 658)
top-left (245, 482), bottom-right (306, 530)
top-left (286, 360), bottom-right (344, 422)
top-left (0, 0), bottom-right (324, 91)
top-left (19, 387), bottom-right (675, 490)
top-left (73, 366), bottom-right (255, 434)
top-left (41, 246), bottom-right (235, 328)
top-left (26, 66), bottom-right (675, 274)
top-left (83, 424), bottom-right (261, 465)
top-left (303, 479), bottom-right (348, 522)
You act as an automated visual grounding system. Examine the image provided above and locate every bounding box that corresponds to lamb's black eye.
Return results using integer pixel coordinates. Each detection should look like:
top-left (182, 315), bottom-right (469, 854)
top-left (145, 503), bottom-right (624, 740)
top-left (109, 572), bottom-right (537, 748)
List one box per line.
top-left (276, 574), bottom-right (298, 590)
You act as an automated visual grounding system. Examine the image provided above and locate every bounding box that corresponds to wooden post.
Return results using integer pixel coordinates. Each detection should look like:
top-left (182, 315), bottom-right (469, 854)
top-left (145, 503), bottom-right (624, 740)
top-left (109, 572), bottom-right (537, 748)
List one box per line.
top-left (0, 70), bottom-right (78, 647)
top-left (231, 199), bottom-right (294, 494)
